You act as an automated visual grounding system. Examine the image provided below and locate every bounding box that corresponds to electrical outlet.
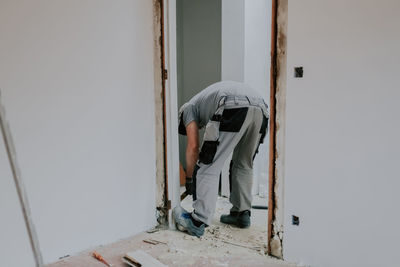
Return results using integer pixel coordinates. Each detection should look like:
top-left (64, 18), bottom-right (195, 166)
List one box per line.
top-left (294, 67), bottom-right (303, 78)
top-left (292, 215), bottom-right (300, 226)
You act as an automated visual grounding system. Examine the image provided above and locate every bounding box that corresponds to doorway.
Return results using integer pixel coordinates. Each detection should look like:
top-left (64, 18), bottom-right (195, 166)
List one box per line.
top-left (161, 0), bottom-right (276, 254)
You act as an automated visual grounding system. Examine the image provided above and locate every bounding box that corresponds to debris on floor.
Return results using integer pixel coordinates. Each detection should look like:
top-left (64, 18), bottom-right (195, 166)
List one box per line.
top-left (92, 251), bottom-right (112, 266)
top-left (48, 197), bottom-right (295, 267)
top-left (123, 250), bottom-right (167, 267)
top-left (143, 239), bottom-right (167, 245)
top-left (146, 228), bottom-right (160, 234)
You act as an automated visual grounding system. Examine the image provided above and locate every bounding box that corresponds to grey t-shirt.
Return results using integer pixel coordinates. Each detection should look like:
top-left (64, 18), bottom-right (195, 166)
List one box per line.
top-left (179, 81), bottom-right (264, 130)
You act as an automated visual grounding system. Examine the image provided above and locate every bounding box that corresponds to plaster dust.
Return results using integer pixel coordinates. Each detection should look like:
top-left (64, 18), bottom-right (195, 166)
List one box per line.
top-left (48, 197), bottom-right (296, 267)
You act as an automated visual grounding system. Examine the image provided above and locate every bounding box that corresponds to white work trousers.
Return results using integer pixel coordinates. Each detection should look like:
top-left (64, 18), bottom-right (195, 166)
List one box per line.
top-left (192, 105), bottom-right (266, 225)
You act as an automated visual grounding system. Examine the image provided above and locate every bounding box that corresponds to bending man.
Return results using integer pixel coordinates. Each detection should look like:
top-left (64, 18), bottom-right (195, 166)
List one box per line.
top-left (173, 81), bottom-right (269, 237)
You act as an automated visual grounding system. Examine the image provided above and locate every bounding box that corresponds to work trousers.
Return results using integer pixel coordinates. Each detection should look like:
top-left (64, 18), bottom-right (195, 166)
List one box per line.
top-left (192, 99), bottom-right (268, 225)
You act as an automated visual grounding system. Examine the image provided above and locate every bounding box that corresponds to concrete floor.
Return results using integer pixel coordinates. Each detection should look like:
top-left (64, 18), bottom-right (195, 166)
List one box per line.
top-left (48, 196), bottom-right (295, 267)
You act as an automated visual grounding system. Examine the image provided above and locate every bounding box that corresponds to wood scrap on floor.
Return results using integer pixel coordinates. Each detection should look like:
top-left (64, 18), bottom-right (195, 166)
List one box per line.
top-left (143, 239), bottom-right (167, 245)
top-left (123, 250), bottom-right (167, 267)
top-left (146, 228), bottom-right (160, 234)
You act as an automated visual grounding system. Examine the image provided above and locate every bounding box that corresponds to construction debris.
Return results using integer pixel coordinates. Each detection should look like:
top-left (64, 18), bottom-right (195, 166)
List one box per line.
top-left (58, 255), bottom-right (70, 260)
top-left (92, 251), bottom-right (112, 267)
top-left (146, 228), bottom-right (160, 234)
top-left (123, 250), bottom-right (167, 267)
top-left (220, 240), bottom-right (261, 250)
top-left (143, 239), bottom-right (167, 245)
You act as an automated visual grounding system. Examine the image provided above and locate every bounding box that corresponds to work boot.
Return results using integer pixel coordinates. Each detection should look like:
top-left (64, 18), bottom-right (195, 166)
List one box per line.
top-left (220, 210), bottom-right (251, 228)
top-left (173, 206), bottom-right (205, 237)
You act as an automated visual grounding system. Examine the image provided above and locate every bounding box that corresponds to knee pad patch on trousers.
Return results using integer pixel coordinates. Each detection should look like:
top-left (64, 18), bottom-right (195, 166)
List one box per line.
top-left (219, 107), bottom-right (248, 132)
top-left (199, 140), bottom-right (219, 164)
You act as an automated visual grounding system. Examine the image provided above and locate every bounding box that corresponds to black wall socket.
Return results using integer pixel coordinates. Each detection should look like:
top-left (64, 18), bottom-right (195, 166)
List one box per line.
top-left (294, 67), bottom-right (303, 78)
top-left (292, 215), bottom-right (300, 226)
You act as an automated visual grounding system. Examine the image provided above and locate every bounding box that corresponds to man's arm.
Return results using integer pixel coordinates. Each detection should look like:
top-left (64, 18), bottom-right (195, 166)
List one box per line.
top-left (185, 121), bottom-right (199, 178)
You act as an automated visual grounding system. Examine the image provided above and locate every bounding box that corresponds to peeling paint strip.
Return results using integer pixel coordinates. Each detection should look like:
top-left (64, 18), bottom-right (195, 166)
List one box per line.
top-left (268, 0), bottom-right (288, 259)
top-left (271, 0), bottom-right (288, 259)
top-left (159, 0), bottom-right (169, 207)
top-left (153, 0), bottom-right (168, 223)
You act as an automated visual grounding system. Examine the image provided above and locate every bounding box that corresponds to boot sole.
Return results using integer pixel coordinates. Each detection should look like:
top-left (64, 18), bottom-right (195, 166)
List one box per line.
top-left (220, 218), bottom-right (250, 229)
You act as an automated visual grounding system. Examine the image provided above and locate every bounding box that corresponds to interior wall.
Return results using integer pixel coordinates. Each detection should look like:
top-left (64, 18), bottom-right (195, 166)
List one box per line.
top-left (221, 0), bottom-right (245, 82)
top-left (177, 0), bottom-right (222, 169)
top-left (244, 0), bottom-right (270, 105)
top-left (0, 0), bottom-right (157, 264)
top-left (284, 1), bottom-right (400, 266)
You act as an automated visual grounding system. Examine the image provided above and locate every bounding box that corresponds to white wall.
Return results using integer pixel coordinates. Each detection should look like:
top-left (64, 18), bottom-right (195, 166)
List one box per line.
top-left (221, 0), bottom-right (245, 82)
top-left (244, 0), bottom-right (270, 102)
top-left (221, 0), bottom-right (270, 101)
top-left (284, 1), bottom-right (400, 266)
top-left (0, 0), bottom-right (157, 264)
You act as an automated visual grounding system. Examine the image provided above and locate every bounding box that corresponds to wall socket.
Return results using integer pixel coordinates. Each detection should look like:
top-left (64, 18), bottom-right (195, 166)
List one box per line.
top-left (294, 67), bottom-right (303, 78)
top-left (292, 215), bottom-right (300, 226)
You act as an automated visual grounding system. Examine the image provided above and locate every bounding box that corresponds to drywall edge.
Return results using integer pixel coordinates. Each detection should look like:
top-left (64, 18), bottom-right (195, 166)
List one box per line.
top-left (164, 0), bottom-right (180, 229)
top-left (153, 0), bottom-right (167, 222)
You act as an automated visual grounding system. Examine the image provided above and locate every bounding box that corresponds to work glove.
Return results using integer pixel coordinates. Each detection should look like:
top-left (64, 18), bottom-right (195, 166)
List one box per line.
top-left (185, 177), bottom-right (193, 195)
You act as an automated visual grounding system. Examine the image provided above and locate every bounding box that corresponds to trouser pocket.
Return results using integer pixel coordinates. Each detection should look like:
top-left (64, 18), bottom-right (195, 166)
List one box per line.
top-left (204, 119), bottom-right (220, 141)
top-left (259, 115), bottom-right (269, 143)
top-left (199, 140), bottom-right (219, 164)
top-left (199, 115), bottom-right (221, 165)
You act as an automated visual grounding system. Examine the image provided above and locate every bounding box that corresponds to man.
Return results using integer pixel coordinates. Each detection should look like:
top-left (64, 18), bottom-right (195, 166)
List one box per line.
top-left (173, 81), bottom-right (268, 237)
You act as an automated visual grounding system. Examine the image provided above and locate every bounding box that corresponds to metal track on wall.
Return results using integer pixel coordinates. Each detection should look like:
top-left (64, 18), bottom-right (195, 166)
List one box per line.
top-left (0, 91), bottom-right (44, 267)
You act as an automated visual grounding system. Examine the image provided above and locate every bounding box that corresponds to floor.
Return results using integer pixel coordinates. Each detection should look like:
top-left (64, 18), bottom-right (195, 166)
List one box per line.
top-left (48, 195), bottom-right (296, 267)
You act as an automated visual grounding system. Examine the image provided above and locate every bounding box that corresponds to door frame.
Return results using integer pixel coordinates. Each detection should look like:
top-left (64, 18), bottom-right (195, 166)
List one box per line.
top-left (155, 0), bottom-right (180, 229)
top-left (267, 0), bottom-right (287, 258)
top-left (156, 0), bottom-right (288, 255)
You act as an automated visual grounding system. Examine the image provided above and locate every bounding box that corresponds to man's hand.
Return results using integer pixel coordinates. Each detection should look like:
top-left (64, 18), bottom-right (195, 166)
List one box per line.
top-left (185, 177), bottom-right (193, 195)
